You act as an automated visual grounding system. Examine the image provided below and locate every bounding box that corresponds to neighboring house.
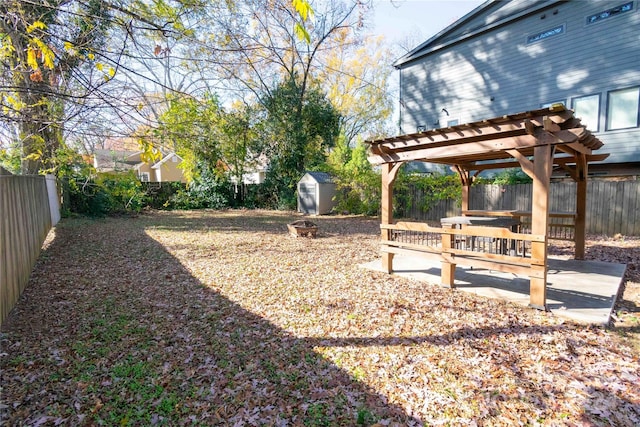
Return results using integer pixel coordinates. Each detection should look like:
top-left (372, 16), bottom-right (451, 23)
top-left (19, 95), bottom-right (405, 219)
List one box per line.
top-left (241, 168), bottom-right (267, 185)
top-left (394, 0), bottom-right (640, 176)
top-left (229, 154), bottom-right (269, 185)
top-left (93, 149), bottom-right (186, 183)
top-left (93, 149), bottom-right (139, 173)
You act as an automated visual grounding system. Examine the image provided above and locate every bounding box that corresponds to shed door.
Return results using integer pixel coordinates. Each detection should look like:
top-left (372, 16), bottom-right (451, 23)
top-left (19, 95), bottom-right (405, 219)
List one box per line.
top-left (299, 183), bottom-right (316, 214)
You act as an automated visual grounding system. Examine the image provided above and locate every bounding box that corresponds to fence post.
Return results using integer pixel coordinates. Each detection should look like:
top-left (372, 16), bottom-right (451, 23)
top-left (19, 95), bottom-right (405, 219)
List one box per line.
top-left (46, 174), bottom-right (61, 226)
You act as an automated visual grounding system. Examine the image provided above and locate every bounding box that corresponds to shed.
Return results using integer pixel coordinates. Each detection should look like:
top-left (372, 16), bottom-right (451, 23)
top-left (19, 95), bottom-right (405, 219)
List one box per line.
top-left (297, 172), bottom-right (336, 215)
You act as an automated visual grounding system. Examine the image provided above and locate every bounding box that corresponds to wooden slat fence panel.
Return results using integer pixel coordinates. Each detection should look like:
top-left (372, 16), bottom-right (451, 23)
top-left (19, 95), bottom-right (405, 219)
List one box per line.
top-left (0, 175), bottom-right (52, 325)
top-left (398, 180), bottom-right (640, 236)
top-left (586, 181), bottom-right (597, 233)
top-left (629, 180), bottom-right (640, 234)
top-left (589, 181), bottom-right (603, 234)
top-left (394, 185), bottom-right (457, 223)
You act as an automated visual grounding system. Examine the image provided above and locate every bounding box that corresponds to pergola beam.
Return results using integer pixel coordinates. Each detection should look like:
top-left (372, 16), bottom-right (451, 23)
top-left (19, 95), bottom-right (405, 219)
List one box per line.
top-left (506, 149), bottom-right (534, 180)
top-left (455, 152), bottom-right (608, 174)
top-left (368, 129), bottom-right (585, 166)
top-left (369, 110), bottom-right (576, 153)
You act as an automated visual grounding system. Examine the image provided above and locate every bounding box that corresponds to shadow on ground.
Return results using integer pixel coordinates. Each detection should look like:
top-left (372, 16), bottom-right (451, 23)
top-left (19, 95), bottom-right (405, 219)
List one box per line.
top-left (0, 214), bottom-right (415, 425)
top-left (1, 213), bottom-right (638, 425)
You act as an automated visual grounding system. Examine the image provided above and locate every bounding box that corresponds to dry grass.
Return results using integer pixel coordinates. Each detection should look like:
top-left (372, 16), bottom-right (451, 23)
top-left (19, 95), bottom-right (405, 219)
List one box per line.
top-left (1, 210), bottom-right (638, 426)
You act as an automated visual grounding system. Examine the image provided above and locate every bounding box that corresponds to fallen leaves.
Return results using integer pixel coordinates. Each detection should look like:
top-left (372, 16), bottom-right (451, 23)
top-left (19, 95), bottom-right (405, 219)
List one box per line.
top-left (0, 210), bottom-right (638, 426)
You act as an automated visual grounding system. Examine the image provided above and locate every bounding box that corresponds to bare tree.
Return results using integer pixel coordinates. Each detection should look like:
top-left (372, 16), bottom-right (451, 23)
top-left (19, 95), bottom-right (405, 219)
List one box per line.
top-left (0, 0), bottom-right (198, 173)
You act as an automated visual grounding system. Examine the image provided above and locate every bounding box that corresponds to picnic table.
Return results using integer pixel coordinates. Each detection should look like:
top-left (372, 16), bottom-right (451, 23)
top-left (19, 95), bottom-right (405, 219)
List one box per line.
top-left (441, 215), bottom-right (521, 255)
top-left (440, 215), bottom-right (520, 229)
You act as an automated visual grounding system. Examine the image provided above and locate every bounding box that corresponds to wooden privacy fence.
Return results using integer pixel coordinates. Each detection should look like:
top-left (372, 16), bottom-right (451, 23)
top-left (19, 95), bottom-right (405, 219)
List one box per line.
top-left (397, 180), bottom-right (640, 236)
top-left (0, 174), bottom-right (59, 325)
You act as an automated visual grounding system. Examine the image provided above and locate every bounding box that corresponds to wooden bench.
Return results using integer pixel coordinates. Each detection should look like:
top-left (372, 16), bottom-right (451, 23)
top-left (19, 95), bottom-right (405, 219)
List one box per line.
top-left (380, 221), bottom-right (546, 287)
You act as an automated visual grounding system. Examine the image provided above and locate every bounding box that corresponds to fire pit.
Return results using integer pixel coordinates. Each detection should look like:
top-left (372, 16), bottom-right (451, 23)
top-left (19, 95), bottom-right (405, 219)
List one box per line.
top-left (287, 220), bottom-right (318, 238)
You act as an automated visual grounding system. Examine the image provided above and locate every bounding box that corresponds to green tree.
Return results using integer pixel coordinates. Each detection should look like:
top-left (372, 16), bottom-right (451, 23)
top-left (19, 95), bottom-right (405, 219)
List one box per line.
top-left (260, 77), bottom-right (340, 209)
top-left (151, 95), bottom-right (264, 196)
top-left (474, 168), bottom-right (533, 185)
top-left (217, 103), bottom-right (264, 202)
top-left (151, 93), bottom-right (223, 182)
top-left (328, 135), bottom-right (380, 215)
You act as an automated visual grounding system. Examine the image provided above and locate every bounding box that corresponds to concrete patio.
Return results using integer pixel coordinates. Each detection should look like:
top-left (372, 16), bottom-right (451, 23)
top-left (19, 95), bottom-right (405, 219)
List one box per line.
top-left (361, 255), bottom-right (626, 325)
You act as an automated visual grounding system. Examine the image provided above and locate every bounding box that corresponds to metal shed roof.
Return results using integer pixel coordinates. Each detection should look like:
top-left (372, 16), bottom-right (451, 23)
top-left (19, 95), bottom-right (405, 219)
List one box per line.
top-left (302, 171), bottom-right (334, 184)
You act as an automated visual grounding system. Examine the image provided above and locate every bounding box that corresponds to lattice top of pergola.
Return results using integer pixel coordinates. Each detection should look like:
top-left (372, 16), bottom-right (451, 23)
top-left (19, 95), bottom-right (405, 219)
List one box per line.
top-left (366, 105), bottom-right (606, 179)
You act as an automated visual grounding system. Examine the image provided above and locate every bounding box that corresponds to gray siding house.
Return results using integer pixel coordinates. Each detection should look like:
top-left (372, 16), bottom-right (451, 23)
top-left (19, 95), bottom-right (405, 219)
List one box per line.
top-left (395, 0), bottom-right (640, 176)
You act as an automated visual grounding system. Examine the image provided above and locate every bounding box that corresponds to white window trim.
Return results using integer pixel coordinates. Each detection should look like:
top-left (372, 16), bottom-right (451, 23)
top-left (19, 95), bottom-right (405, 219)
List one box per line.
top-left (572, 93), bottom-right (601, 132)
top-left (606, 86), bottom-right (640, 131)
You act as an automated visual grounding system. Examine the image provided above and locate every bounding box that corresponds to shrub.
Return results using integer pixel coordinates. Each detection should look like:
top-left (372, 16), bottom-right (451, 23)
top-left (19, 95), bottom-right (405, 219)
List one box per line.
top-left (474, 168), bottom-right (532, 185)
top-left (67, 171), bottom-right (147, 216)
top-left (168, 164), bottom-right (231, 209)
top-left (141, 182), bottom-right (185, 209)
top-left (394, 172), bottom-right (461, 217)
top-left (329, 140), bottom-right (381, 216)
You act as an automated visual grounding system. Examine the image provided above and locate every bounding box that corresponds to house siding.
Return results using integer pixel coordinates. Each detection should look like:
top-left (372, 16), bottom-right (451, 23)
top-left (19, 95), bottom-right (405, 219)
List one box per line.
top-left (157, 159), bottom-right (186, 183)
top-left (138, 163), bottom-right (154, 181)
top-left (398, 0), bottom-right (640, 170)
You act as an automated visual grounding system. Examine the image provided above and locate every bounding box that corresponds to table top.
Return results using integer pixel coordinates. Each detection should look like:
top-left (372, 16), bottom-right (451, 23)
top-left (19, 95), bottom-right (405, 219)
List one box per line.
top-left (440, 216), bottom-right (520, 228)
top-left (462, 210), bottom-right (577, 218)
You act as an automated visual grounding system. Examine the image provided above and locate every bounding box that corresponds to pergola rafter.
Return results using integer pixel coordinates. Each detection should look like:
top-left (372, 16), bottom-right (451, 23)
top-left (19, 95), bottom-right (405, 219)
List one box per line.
top-left (366, 105), bottom-right (607, 309)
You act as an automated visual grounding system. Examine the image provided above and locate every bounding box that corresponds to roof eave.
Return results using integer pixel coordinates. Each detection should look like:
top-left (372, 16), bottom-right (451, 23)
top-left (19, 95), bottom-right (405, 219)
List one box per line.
top-left (393, 0), bottom-right (494, 68)
top-left (394, 0), bottom-right (566, 68)
top-left (151, 152), bottom-right (183, 169)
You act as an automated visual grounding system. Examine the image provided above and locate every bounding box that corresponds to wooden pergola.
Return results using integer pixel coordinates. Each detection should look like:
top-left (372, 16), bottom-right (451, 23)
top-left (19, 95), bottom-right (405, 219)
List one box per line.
top-left (366, 105), bottom-right (606, 309)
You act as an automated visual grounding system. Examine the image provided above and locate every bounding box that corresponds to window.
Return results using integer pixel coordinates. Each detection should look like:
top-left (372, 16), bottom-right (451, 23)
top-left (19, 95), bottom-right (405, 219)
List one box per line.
top-left (527, 24), bottom-right (564, 44)
top-left (139, 172), bottom-right (150, 182)
top-left (572, 94), bottom-right (600, 131)
top-left (586, 2), bottom-right (633, 25)
top-left (171, 155), bottom-right (178, 162)
top-left (416, 125), bottom-right (427, 132)
top-left (447, 119), bottom-right (459, 127)
top-left (606, 87), bottom-right (640, 130)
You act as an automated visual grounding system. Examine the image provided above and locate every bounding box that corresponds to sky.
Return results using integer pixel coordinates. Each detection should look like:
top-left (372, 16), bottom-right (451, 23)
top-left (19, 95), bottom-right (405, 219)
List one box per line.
top-left (367, 0), bottom-right (486, 128)
top-left (371, 0), bottom-right (485, 53)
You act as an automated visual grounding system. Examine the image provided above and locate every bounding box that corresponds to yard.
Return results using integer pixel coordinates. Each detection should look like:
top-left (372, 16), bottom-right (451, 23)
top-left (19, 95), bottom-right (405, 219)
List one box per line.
top-left (1, 210), bottom-right (638, 426)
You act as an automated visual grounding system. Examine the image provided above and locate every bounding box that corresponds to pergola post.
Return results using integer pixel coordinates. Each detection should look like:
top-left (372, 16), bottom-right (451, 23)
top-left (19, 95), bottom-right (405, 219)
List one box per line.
top-left (461, 185), bottom-right (469, 213)
top-left (529, 143), bottom-right (554, 310)
top-left (574, 154), bottom-right (588, 260)
top-left (381, 163), bottom-right (396, 272)
top-left (456, 168), bottom-right (472, 214)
